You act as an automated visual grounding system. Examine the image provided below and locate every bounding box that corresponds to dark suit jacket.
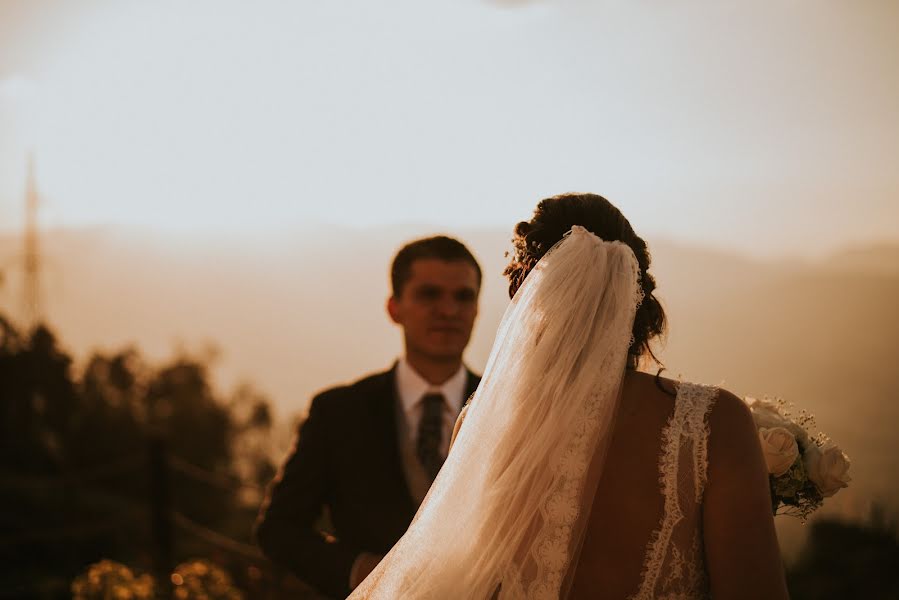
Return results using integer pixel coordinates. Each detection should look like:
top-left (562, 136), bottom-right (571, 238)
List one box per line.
top-left (255, 364), bottom-right (481, 599)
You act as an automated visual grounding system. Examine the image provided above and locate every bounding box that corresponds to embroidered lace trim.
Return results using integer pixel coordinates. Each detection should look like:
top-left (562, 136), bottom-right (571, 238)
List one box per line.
top-left (629, 382), bottom-right (718, 600)
top-left (525, 377), bottom-right (617, 600)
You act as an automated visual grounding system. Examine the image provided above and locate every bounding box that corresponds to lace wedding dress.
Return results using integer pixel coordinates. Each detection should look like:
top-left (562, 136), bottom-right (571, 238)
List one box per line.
top-left (347, 227), bottom-right (718, 600)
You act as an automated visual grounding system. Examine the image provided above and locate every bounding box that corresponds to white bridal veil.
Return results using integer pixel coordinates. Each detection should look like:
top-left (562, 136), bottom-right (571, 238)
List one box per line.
top-left (349, 226), bottom-right (642, 600)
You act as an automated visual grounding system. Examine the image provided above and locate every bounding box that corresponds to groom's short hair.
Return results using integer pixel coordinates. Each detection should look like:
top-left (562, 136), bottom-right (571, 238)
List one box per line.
top-left (391, 236), bottom-right (482, 298)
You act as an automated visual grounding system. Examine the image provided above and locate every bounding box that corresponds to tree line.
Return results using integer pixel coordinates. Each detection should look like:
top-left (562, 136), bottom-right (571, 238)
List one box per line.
top-left (0, 315), bottom-right (278, 598)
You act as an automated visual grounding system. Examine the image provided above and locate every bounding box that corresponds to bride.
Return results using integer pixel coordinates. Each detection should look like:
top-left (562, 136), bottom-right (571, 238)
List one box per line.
top-left (349, 193), bottom-right (789, 599)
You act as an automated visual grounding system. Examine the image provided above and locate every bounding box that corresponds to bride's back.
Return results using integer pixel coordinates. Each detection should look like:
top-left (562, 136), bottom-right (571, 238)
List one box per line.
top-left (570, 371), bottom-right (707, 599)
top-left (568, 370), bottom-right (789, 600)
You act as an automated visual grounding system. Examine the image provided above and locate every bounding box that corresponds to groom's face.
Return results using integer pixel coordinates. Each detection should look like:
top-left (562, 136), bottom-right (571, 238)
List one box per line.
top-left (387, 258), bottom-right (480, 362)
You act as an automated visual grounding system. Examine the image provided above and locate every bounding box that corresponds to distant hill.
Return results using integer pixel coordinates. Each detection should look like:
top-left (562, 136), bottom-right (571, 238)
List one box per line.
top-left (1, 227), bottom-right (896, 557)
top-left (825, 243), bottom-right (899, 276)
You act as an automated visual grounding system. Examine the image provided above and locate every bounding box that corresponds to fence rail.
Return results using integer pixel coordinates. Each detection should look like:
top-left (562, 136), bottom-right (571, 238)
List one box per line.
top-left (1, 435), bottom-right (273, 598)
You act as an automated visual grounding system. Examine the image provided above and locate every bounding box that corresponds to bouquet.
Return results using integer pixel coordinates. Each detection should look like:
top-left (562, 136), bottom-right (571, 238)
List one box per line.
top-left (71, 560), bottom-right (155, 600)
top-left (745, 396), bottom-right (851, 520)
top-left (172, 559), bottom-right (244, 600)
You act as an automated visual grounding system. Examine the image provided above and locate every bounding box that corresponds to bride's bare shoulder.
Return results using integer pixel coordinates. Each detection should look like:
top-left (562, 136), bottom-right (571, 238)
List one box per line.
top-left (616, 371), bottom-right (680, 427)
top-left (621, 370), bottom-right (678, 404)
top-left (707, 387), bottom-right (757, 450)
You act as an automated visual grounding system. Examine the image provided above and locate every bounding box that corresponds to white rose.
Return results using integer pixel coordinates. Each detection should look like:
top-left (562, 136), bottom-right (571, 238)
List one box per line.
top-left (805, 443), bottom-right (851, 497)
top-left (758, 427), bottom-right (800, 476)
top-left (746, 397), bottom-right (789, 429)
top-left (746, 396), bottom-right (810, 445)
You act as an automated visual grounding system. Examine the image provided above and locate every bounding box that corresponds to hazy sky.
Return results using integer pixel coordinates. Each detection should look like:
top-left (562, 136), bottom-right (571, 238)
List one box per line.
top-left (1, 0), bottom-right (897, 257)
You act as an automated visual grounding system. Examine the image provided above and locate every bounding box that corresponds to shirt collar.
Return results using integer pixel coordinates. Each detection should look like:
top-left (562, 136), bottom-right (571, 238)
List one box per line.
top-left (396, 357), bottom-right (468, 415)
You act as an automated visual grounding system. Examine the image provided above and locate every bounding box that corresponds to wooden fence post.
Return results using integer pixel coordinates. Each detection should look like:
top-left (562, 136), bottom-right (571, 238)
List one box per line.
top-left (149, 434), bottom-right (173, 598)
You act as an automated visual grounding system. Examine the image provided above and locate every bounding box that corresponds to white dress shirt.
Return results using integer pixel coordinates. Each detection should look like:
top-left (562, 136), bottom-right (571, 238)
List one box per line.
top-left (395, 357), bottom-right (468, 458)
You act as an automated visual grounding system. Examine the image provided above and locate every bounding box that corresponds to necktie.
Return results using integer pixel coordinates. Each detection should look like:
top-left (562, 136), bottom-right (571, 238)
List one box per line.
top-left (416, 393), bottom-right (445, 483)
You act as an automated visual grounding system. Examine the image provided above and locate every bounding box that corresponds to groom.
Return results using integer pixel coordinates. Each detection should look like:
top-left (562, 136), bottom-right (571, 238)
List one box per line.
top-left (255, 235), bottom-right (483, 599)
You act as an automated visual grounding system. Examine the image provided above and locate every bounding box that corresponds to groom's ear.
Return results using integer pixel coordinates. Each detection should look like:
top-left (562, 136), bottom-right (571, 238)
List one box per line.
top-left (387, 296), bottom-right (402, 325)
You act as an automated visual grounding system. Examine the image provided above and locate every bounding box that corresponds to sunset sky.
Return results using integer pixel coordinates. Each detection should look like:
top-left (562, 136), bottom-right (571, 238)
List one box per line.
top-left (1, 0), bottom-right (897, 258)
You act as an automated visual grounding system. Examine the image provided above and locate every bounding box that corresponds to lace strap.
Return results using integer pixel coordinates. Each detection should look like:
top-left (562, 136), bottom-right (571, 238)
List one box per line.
top-left (629, 381), bottom-right (718, 600)
top-left (630, 383), bottom-right (692, 599)
top-left (679, 382), bottom-right (719, 502)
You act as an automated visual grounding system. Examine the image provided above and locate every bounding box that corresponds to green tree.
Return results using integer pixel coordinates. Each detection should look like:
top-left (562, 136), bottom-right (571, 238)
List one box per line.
top-left (0, 315), bottom-right (275, 598)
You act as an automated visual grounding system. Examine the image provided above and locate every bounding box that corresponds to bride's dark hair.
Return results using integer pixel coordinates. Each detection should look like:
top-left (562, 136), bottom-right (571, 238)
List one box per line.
top-left (504, 192), bottom-right (667, 370)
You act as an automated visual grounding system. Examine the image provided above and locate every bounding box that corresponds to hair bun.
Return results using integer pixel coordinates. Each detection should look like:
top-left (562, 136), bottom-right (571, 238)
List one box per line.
top-left (504, 193), bottom-right (667, 370)
top-left (513, 221), bottom-right (532, 237)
